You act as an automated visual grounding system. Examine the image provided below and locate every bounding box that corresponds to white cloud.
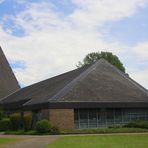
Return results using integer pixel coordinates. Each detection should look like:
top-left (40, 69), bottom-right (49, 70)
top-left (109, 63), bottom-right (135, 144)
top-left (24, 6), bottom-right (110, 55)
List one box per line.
top-left (129, 69), bottom-right (148, 90)
top-left (133, 42), bottom-right (148, 58)
top-left (70, 0), bottom-right (148, 28)
top-left (0, 0), bottom-right (148, 88)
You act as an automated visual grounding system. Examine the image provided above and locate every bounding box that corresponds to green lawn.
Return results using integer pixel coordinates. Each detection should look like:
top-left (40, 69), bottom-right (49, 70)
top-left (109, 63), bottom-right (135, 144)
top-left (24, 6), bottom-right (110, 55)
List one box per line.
top-left (47, 134), bottom-right (148, 148)
top-left (0, 138), bottom-right (17, 147)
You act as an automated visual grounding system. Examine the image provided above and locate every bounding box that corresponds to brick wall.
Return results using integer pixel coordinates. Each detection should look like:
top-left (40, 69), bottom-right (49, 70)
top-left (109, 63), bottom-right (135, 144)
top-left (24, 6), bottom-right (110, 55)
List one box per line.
top-left (49, 109), bottom-right (74, 129)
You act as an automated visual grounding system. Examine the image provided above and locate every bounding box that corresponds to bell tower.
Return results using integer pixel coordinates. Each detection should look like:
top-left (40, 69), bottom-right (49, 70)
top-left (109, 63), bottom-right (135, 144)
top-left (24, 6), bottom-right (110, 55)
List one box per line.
top-left (0, 46), bottom-right (20, 99)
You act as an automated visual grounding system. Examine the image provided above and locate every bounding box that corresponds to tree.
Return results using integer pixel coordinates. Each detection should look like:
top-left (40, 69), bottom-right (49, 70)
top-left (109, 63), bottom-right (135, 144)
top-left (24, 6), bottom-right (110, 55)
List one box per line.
top-left (77, 51), bottom-right (126, 73)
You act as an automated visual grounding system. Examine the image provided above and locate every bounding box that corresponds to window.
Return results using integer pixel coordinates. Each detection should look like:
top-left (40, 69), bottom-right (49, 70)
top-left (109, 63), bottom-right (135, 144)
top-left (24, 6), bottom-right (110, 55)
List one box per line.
top-left (79, 109), bottom-right (88, 128)
top-left (89, 109), bottom-right (97, 128)
top-left (115, 109), bottom-right (122, 124)
top-left (106, 109), bottom-right (114, 126)
top-left (74, 108), bottom-right (148, 129)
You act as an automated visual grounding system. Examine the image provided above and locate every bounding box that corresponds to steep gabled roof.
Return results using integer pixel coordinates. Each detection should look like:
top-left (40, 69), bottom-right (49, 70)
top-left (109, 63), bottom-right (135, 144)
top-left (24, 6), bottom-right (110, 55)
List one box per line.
top-left (0, 46), bottom-right (20, 99)
top-left (1, 59), bottom-right (148, 110)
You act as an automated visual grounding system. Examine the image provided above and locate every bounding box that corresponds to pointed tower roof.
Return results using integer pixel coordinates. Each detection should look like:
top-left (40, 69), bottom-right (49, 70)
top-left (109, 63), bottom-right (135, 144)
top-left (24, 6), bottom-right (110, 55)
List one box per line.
top-left (0, 46), bottom-right (20, 99)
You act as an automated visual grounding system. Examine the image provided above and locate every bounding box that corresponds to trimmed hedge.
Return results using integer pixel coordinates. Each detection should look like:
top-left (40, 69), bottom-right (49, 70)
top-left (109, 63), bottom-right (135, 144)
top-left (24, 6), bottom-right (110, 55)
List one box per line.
top-left (24, 113), bottom-right (32, 131)
top-left (60, 127), bottom-right (148, 135)
top-left (35, 119), bottom-right (51, 133)
top-left (10, 113), bottom-right (21, 130)
top-left (124, 120), bottom-right (148, 129)
top-left (0, 118), bottom-right (11, 131)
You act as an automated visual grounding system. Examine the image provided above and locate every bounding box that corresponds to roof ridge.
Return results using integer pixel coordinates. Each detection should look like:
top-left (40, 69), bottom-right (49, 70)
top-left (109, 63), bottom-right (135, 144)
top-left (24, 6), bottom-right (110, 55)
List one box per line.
top-left (22, 64), bottom-right (93, 106)
top-left (19, 63), bottom-right (90, 91)
top-left (49, 58), bottom-right (148, 103)
top-left (49, 60), bottom-right (104, 102)
top-left (102, 59), bottom-right (148, 94)
top-left (0, 88), bottom-right (21, 103)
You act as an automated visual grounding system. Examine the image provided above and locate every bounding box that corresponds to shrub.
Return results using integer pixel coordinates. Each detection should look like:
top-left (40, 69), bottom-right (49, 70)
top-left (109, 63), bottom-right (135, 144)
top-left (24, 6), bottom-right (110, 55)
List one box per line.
top-left (10, 113), bottom-right (21, 130)
top-left (0, 118), bottom-right (11, 131)
top-left (0, 110), bottom-right (5, 120)
top-left (108, 125), bottom-right (122, 128)
top-left (24, 113), bottom-right (32, 131)
top-left (0, 111), bottom-right (2, 121)
top-left (124, 120), bottom-right (148, 129)
top-left (35, 119), bottom-right (51, 133)
top-left (50, 126), bottom-right (60, 135)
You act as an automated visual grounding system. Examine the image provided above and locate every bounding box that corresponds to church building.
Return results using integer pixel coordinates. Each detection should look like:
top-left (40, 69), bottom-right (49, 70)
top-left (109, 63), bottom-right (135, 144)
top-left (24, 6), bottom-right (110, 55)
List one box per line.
top-left (1, 47), bottom-right (148, 129)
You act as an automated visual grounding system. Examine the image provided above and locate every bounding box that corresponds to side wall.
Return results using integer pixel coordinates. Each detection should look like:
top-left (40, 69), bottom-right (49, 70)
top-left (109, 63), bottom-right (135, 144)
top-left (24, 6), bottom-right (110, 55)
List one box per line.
top-left (49, 109), bottom-right (74, 130)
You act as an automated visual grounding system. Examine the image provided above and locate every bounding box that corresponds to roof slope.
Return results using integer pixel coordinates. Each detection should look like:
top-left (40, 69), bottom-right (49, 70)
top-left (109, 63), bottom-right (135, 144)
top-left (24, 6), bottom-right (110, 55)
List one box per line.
top-left (0, 64), bottom-right (90, 104)
top-left (58, 59), bottom-right (148, 103)
top-left (1, 59), bottom-right (148, 109)
top-left (0, 46), bottom-right (20, 99)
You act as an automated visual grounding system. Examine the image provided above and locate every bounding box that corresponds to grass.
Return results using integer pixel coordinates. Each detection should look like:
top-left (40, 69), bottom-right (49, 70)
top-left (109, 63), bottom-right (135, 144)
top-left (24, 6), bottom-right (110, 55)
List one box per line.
top-left (47, 134), bottom-right (148, 148)
top-left (0, 138), bottom-right (18, 147)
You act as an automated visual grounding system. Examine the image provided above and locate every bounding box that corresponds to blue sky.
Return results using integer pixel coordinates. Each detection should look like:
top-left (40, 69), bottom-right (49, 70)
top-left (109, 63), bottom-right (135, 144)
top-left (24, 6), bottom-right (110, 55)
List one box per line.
top-left (0, 0), bottom-right (148, 89)
top-left (102, 5), bottom-right (148, 46)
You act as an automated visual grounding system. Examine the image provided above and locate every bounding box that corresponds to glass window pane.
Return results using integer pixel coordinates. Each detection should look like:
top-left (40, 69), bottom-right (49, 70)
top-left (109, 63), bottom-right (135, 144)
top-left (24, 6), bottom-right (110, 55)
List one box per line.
top-left (98, 110), bottom-right (106, 128)
top-left (79, 109), bottom-right (88, 128)
top-left (106, 109), bottom-right (114, 126)
top-left (115, 109), bottom-right (122, 124)
top-left (89, 109), bottom-right (97, 128)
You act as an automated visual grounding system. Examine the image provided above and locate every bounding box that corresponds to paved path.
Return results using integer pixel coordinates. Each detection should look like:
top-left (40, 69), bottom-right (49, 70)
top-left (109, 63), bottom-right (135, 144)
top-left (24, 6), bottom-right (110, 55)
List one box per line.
top-left (0, 135), bottom-right (59, 148)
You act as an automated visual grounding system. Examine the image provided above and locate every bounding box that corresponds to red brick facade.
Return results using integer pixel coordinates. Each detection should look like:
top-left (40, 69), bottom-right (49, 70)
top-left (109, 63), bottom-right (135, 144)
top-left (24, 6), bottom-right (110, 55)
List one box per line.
top-left (49, 109), bottom-right (74, 129)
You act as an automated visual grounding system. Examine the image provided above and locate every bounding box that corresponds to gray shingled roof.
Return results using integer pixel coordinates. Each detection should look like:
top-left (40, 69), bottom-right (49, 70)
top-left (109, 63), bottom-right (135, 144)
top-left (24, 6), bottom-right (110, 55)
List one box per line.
top-left (0, 46), bottom-right (20, 99)
top-left (1, 59), bottom-right (148, 110)
top-left (0, 64), bottom-right (90, 104)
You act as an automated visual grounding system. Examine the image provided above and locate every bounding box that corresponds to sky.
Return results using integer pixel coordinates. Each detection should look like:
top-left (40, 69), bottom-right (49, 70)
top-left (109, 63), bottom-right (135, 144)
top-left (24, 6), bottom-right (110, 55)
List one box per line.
top-left (0, 0), bottom-right (148, 89)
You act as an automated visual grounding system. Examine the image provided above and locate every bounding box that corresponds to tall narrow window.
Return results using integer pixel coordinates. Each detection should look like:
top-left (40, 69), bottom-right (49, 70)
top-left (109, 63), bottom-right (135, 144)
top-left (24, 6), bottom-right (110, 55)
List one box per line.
top-left (79, 109), bottom-right (88, 128)
top-left (89, 109), bottom-right (97, 128)
top-left (115, 109), bottom-right (122, 125)
top-left (106, 109), bottom-right (114, 127)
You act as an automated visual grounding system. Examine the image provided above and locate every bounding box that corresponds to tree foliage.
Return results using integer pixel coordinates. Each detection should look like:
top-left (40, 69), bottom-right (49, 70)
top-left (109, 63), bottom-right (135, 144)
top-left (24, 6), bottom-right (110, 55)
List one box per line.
top-left (77, 51), bottom-right (125, 73)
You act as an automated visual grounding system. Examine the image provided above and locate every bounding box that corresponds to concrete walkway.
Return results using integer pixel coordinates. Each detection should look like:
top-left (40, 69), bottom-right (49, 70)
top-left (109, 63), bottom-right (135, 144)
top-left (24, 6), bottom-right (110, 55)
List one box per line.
top-left (0, 135), bottom-right (59, 148)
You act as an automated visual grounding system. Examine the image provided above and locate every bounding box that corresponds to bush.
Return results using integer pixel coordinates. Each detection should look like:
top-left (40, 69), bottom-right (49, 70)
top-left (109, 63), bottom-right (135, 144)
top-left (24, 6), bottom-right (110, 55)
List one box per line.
top-left (124, 120), bottom-right (148, 129)
top-left (10, 113), bottom-right (21, 130)
top-left (50, 126), bottom-right (60, 135)
top-left (0, 111), bottom-right (2, 120)
top-left (0, 110), bottom-right (5, 120)
top-left (35, 119), bottom-right (51, 133)
top-left (0, 118), bottom-right (11, 131)
top-left (24, 113), bottom-right (32, 131)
